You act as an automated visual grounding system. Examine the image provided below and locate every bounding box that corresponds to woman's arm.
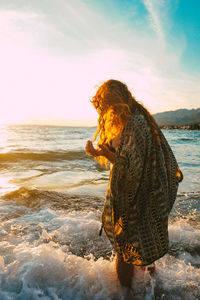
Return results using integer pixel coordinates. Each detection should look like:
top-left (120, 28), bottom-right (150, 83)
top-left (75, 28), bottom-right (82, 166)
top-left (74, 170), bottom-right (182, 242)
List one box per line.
top-left (85, 140), bottom-right (115, 163)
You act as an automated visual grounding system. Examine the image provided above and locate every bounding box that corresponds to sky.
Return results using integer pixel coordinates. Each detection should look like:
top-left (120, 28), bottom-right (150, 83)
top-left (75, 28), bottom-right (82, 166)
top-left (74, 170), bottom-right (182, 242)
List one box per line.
top-left (0, 0), bottom-right (199, 126)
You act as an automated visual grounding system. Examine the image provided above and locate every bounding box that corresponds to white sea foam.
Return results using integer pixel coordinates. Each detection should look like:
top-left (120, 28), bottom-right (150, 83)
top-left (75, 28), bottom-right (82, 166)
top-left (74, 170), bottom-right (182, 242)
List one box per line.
top-left (0, 240), bottom-right (120, 299)
top-left (169, 218), bottom-right (200, 246)
top-left (0, 208), bottom-right (199, 299)
top-left (0, 241), bottom-right (199, 299)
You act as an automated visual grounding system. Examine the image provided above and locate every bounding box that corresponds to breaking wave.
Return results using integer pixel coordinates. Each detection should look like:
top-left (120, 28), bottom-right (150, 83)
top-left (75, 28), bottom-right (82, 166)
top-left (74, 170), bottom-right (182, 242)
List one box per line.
top-left (0, 150), bottom-right (88, 162)
top-left (0, 188), bottom-right (200, 299)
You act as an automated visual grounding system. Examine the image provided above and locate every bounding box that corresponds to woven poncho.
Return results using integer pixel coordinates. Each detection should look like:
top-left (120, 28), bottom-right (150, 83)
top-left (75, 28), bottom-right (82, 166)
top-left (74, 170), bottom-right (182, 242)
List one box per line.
top-left (102, 114), bottom-right (183, 266)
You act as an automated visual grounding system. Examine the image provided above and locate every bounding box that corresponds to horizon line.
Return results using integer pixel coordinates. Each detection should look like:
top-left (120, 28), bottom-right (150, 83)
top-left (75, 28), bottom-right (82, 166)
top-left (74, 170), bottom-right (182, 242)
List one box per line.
top-left (1, 107), bottom-right (199, 127)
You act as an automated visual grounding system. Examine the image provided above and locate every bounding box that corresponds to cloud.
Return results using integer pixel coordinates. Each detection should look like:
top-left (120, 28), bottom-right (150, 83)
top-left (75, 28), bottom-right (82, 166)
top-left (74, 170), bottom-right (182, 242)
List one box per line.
top-left (0, 0), bottom-right (163, 56)
top-left (0, 0), bottom-right (199, 125)
top-left (142, 0), bottom-right (166, 47)
top-left (0, 1), bottom-right (118, 55)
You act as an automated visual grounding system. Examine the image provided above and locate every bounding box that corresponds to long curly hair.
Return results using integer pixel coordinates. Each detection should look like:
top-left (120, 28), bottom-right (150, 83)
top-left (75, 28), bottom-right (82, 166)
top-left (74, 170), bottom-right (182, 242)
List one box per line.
top-left (91, 79), bottom-right (159, 168)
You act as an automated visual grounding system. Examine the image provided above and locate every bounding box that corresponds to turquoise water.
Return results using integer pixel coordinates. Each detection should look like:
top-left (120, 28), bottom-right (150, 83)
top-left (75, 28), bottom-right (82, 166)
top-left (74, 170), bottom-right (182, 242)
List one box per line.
top-left (0, 125), bottom-right (199, 299)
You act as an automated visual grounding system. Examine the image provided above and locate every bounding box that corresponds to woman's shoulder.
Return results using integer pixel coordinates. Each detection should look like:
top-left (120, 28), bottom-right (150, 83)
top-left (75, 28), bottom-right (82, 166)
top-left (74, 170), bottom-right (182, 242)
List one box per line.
top-left (126, 114), bottom-right (152, 143)
top-left (120, 114), bottom-right (149, 143)
top-left (128, 113), bottom-right (149, 130)
top-left (132, 113), bottom-right (145, 122)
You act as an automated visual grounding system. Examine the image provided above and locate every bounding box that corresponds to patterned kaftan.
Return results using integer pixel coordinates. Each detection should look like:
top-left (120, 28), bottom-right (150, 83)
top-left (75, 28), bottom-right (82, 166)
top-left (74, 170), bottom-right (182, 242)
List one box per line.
top-left (102, 114), bottom-right (183, 266)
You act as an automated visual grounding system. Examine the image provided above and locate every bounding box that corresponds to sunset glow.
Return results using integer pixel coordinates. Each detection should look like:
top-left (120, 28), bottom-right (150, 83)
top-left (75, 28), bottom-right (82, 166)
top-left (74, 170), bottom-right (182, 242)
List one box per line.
top-left (0, 1), bottom-right (199, 126)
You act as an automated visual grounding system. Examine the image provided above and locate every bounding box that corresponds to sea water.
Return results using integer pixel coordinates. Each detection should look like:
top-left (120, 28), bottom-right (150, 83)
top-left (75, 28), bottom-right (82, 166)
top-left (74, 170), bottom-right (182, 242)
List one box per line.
top-left (0, 125), bottom-right (199, 300)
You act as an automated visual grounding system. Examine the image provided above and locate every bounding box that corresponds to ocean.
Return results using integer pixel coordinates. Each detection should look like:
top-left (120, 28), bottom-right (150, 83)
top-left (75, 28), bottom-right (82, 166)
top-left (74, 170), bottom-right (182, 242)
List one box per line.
top-left (0, 125), bottom-right (199, 300)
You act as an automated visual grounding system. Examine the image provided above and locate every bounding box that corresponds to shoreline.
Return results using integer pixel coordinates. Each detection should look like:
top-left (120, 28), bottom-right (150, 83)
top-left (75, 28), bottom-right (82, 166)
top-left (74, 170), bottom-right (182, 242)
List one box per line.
top-left (160, 123), bottom-right (200, 130)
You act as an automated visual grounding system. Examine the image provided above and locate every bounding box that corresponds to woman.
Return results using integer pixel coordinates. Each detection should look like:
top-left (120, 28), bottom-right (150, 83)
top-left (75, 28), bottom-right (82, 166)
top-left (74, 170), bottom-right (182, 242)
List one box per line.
top-left (85, 79), bottom-right (183, 288)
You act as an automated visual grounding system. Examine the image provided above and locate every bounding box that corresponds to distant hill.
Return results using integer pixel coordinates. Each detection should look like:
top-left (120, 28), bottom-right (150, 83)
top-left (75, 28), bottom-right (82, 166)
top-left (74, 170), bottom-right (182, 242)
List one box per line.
top-left (154, 108), bottom-right (200, 126)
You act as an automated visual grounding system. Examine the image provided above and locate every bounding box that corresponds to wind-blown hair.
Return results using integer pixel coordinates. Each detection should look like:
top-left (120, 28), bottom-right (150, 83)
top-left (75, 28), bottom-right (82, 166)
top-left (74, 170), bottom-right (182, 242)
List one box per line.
top-left (91, 79), bottom-right (159, 168)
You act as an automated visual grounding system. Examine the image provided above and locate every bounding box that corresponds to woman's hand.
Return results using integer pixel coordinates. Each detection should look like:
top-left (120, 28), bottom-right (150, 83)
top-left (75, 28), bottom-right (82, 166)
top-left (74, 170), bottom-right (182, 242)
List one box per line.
top-left (85, 140), bottom-right (102, 157)
top-left (85, 140), bottom-right (115, 163)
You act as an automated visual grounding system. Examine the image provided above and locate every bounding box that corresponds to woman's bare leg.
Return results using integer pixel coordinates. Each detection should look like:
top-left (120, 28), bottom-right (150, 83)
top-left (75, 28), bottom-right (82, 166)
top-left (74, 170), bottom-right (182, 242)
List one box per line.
top-left (115, 253), bottom-right (133, 288)
top-left (147, 264), bottom-right (156, 276)
top-left (115, 253), bottom-right (156, 289)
